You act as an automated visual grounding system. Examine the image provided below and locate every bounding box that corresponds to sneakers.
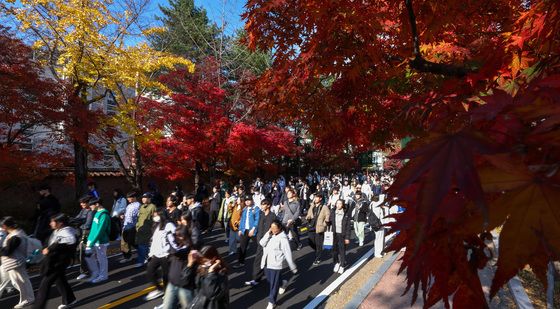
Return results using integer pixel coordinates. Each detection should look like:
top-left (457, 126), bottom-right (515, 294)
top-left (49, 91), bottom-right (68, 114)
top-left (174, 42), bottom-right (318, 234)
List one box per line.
top-left (266, 302), bottom-right (275, 309)
top-left (333, 263), bottom-right (340, 273)
top-left (76, 273), bottom-right (89, 280)
top-left (313, 259), bottom-right (321, 265)
top-left (232, 263), bottom-right (245, 269)
top-left (14, 301), bottom-right (34, 309)
top-left (145, 290), bottom-right (164, 301)
top-left (338, 266), bottom-right (345, 274)
top-left (58, 299), bottom-right (78, 309)
top-left (359, 241), bottom-right (364, 246)
top-left (296, 243), bottom-right (303, 251)
top-left (119, 257), bottom-right (132, 264)
top-left (90, 276), bottom-right (108, 284)
top-left (244, 280), bottom-right (258, 287)
top-left (228, 251), bottom-right (235, 256)
top-left (154, 304), bottom-right (164, 309)
top-left (278, 279), bottom-right (288, 295)
top-left (134, 262), bottom-right (145, 268)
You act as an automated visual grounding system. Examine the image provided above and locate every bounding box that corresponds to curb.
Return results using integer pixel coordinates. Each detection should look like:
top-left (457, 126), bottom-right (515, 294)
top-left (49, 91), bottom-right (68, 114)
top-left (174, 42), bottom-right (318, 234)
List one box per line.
top-left (343, 251), bottom-right (401, 309)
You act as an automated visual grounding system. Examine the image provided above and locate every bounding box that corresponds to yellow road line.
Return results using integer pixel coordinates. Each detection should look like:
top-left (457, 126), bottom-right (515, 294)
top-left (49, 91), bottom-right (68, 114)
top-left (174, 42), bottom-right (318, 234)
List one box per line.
top-left (98, 285), bottom-right (157, 309)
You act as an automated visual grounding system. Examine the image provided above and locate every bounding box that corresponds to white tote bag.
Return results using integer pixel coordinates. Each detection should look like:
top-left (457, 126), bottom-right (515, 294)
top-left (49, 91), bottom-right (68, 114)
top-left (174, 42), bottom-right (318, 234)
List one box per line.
top-left (323, 226), bottom-right (334, 250)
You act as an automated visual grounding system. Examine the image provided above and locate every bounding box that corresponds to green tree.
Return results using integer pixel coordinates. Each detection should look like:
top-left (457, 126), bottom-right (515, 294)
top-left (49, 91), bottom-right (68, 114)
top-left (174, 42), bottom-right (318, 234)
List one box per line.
top-left (152, 0), bottom-right (220, 62)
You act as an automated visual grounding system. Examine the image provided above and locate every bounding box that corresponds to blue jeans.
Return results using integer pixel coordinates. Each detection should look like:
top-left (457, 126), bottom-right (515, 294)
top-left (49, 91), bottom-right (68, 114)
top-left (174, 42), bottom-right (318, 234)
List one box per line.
top-left (137, 244), bottom-right (149, 264)
top-left (162, 283), bottom-right (193, 309)
top-left (228, 230), bottom-right (238, 254)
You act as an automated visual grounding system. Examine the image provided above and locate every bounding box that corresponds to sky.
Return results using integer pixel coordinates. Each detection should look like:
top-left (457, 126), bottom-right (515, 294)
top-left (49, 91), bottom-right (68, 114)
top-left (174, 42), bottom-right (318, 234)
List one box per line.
top-left (150, 0), bottom-right (246, 35)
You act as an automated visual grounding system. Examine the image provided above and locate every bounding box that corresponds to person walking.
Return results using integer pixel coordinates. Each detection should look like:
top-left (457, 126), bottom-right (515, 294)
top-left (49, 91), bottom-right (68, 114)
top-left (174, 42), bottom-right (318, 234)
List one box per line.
top-left (228, 196), bottom-right (244, 256)
top-left (352, 191), bottom-right (369, 246)
top-left (0, 217), bottom-right (35, 308)
top-left (120, 192), bottom-right (140, 263)
top-left (111, 189), bottom-right (127, 240)
top-left (327, 199), bottom-right (352, 274)
top-left (34, 185), bottom-right (61, 245)
top-left (207, 186), bottom-right (222, 232)
top-left (187, 246), bottom-right (229, 309)
top-left (371, 194), bottom-right (386, 258)
top-left (0, 227), bottom-right (15, 298)
top-left (145, 210), bottom-right (176, 301)
top-left (234, 195), bottom-right (260, 269)
top-left (136, 193), bottom-right (157, 267)
top-left (281, 189), bottom-right (302, 250)
top-left (260, 220), bottom-right (297, 309)
top-left (245, 199), bottom-right (276, 287)
top-left (158, 226), bottom-right (194, 309)
top-left (179, 213), bottom-right (202, 250)
top-left (217, 190), bottom-right (234, 242)
top-left (306, 194), bottom-right (330, 265)
top-left (34, 214), bottom-right (78, 309)
top-left (166, 195), bottom-right (182, 224)
top-left (74, 196), bottom-right (94, 281)
top-left (85, 198), bottom-right (111, 283)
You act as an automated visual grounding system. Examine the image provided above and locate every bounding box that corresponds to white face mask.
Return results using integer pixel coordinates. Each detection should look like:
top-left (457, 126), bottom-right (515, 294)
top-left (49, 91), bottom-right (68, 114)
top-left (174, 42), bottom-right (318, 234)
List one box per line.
top-left (153, 216), bottom-right (161, 223)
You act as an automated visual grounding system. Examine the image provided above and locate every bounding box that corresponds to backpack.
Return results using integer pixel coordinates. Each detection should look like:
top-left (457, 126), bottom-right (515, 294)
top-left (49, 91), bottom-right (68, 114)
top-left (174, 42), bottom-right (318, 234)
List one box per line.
top-left (109, 216), bottom-right (121, 241)
top-left (199, 209), bottom-right (210, 231)
top-left (368, 202), bottom-right (383, 232)
top-left (26, 236), bottom-right (44, 264)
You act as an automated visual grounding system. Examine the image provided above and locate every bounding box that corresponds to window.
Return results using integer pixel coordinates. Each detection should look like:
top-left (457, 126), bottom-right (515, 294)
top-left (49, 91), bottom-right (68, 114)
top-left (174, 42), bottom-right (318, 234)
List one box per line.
top-left (16, 137), bottom-right (33, 152)
top-left (106, 96), bottom-right (117, 115)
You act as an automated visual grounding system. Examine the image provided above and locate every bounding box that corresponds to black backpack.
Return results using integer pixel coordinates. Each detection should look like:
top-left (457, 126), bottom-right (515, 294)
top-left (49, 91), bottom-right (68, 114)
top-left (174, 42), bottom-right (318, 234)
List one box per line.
top-left (368, 208), bottom-right (382, 231)
top-left (109, 216), bottom-right (121, 241)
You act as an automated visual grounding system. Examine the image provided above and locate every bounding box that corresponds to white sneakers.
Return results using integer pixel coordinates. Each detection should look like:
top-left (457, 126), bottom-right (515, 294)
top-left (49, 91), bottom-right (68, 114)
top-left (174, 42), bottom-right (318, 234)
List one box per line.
top-left (278, 279), bottom-right (288, 295)
top-left (266, 302), bottom-right (275, 309)
top-left (76, 273), bottom-right (89, 280)
top-left (333, 263), bottom-right (340, 273)
top-left (244, 280), bottom-right (258, 287)
top-left (58, 299), bottom-right (78, 309)
top-left (14, 301), bottom-right (34, 309)
top-left (338, 267), bottom-right (345, 274)
top-left (145, 290), bottom-right (164, 301)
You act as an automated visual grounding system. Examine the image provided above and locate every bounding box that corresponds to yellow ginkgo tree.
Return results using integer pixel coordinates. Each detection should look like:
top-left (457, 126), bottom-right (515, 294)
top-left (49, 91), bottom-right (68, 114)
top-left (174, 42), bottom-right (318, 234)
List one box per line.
top-left (2, 0), bottom-right (194, 194)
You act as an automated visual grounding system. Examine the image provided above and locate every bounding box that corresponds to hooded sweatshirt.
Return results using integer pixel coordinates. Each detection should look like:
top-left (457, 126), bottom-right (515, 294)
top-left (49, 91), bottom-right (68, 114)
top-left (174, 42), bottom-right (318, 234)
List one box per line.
top-left (259, 231), bottom-right (296, 271)
top-left (87, 208), bottom-right (111, 246)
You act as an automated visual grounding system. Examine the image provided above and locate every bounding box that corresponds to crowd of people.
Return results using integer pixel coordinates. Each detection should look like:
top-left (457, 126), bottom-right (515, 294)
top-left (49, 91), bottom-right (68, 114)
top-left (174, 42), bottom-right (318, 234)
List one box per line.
top-left (0, 171), bottom-right (400, 309)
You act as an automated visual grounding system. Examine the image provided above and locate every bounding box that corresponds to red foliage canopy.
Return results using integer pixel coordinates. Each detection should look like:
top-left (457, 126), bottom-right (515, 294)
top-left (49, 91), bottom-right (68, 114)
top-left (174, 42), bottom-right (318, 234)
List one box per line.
top-left (244, 0), bottom-right (560, 307)
top-left (141, 66), bottom-right (296, 180)
top-left (0, 27), bottom-right (71, 188)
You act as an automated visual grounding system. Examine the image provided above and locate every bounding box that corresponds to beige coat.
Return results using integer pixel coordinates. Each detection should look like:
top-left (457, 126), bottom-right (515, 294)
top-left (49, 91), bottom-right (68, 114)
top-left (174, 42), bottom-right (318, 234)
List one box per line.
top-left (306, 203), bottom-right (330, 233)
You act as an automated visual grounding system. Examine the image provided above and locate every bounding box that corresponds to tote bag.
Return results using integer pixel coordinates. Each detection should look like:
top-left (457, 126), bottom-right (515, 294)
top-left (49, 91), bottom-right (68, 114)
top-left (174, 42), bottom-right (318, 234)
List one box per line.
top-left (323, 226), bottom-right (334, 250)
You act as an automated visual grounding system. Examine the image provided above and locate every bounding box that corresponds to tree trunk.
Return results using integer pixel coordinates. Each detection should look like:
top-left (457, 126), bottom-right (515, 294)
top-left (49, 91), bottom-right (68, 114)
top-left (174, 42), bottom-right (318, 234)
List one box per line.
top-left (73, 139), bottom-right (88, 198)
top-left (195, 160), bottom-right (202, 192)
top-left (132, 140), bottom-right (143, 191)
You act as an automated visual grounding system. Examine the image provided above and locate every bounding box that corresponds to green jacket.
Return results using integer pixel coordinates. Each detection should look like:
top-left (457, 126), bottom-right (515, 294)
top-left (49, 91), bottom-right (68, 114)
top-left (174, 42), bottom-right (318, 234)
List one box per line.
top-left (87, 208), bottom-right (110, 246)
top-left (136, 203), bottom-right (156, 245)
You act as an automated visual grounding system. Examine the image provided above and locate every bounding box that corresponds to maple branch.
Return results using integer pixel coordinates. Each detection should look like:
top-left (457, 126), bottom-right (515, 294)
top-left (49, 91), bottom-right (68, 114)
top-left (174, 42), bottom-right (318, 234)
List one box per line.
top-left (87, 89), bottom-right (110, 104)
top-left (404, 0), bottom-right (475, 77)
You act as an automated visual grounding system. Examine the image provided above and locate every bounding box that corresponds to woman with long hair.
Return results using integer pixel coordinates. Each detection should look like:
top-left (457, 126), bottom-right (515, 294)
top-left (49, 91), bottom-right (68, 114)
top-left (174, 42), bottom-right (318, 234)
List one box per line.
top-left (327, 199), bottom-right (352, 274)
top-left (34, 213), bottom-right (78, 309)
top-left (0, 217), bottom-right (35, 308)
top-left (179, 213), bottom-right (202, 250)
top-left (145, 209), bottom-right (176, 301)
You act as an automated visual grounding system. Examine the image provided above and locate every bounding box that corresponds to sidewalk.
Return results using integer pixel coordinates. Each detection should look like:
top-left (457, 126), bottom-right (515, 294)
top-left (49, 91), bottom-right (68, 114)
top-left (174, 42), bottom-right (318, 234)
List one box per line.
top-left (358, 252), bottom-right (516, 309)
top-left (359, 252), bottom-right (442, 309)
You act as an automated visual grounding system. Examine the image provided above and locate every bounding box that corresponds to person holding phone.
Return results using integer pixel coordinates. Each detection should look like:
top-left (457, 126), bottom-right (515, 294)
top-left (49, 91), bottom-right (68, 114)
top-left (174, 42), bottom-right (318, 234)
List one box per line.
top-left (186, 246), bottom-right (229, 309)
top-left (259, 220), bottom-right (297, 309)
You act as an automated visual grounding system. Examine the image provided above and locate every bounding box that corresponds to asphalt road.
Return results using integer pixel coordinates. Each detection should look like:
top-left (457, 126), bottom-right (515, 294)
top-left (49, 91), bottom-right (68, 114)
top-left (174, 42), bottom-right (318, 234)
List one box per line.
top-left (0, 227), bottom-right (376, 309)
